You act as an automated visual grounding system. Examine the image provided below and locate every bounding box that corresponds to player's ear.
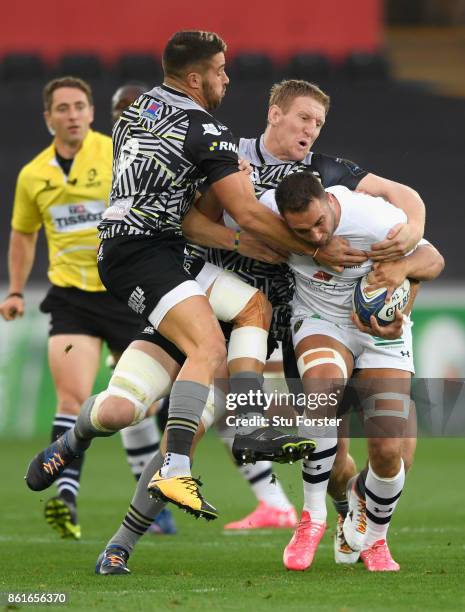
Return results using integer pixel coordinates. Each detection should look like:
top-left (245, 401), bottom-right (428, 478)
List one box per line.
top-left (186, 71), bottom-right (202, 91)
top-left (268, 104), bottom-right (282, 126)
top-left (89, 104), bottom-right (95, 125)
top-left (43, 111), bottom-right (55, 136)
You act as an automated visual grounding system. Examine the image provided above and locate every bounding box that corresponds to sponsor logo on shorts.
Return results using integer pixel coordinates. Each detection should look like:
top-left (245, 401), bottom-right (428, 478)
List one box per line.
top-left (128, 286), bottom-right (146, 314)
top-left (202, 123), bottom-right (227, 136)
top-left (49, 200), bottom-right (106, 232)
top-left (141, 101), bottom-right (162, 121)
top-left (142, 325), bottom-right (155, 334)
top-left (208, 141), bottom-right (238, 154)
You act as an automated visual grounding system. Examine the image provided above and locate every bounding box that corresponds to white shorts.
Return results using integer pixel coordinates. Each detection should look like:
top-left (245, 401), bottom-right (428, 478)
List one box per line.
top-left (291, 315), bottom-right (415, 373)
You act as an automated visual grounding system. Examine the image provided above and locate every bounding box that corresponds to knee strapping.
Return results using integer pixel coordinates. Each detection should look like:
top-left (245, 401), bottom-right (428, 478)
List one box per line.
top-left (297, 348), bottom-right (348, 380)
top-left (227, 327), bottom-right (268, 364)
top-left (208, 270), bottom-right (259, 322)
top-left (107, 348), bottom-right (172, 425)
top-left (362, 392), bottom-right (411, 421)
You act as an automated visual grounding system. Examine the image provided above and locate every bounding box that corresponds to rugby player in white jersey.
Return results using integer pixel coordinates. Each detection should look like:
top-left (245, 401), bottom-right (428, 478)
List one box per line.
top-left (259, 172), bottom-right (443, 571)
top-left (182, 80), bottom-right (427, 551)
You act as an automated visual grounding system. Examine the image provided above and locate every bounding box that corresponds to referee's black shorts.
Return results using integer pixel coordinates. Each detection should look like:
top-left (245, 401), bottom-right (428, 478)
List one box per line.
top-left (39, 285), bottom-right (142, 353)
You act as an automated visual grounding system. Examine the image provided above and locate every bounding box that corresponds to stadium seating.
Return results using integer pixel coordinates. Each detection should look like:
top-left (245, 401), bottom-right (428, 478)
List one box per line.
top-left (115, 54), bottom-right (163, 83)
top-left (285, 53), bottom-right (331, 81)
top-left (0, 53), bottom-right (46, 81)
top-left (339, 52), bottom-right (390, 80)
top-left (231, 53), bottom-right (275, 80)
top-left (57, 53), bottom-right (103, 79)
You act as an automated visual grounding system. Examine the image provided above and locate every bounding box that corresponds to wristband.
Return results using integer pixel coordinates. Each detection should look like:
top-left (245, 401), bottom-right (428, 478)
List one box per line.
top-left (312, 247), bottom-right (320, 260)
top-left (7, 292), bottom-right (24, 299)
top-left (233, 230), bottom-right (241, 251)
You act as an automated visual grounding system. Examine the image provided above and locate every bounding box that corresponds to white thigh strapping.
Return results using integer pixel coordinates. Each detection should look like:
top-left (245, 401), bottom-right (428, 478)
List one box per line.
top-left (297, 347), bottom-right (348, 380)
top-left (208, 270), bottom-right (258, 322)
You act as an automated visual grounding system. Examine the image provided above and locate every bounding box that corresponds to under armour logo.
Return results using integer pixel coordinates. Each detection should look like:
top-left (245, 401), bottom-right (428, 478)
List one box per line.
top-left (308, 464), bottom-right (322, 471)
top-left (374, 507), bottom-right (393, 513)
top-left (400, 350), bottom-right (410, 357)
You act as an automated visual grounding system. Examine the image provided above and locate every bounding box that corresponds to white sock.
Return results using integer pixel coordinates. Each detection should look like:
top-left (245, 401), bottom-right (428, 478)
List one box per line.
top-left (364, 460), bottom-right (405, 549)
top-left (160, 451), bottom-right (191, 478)
top-left (120, 418), bottom-right (160, 480)
top-left (239, 463), bottom-right (293, 511)
top-left (301, 437), bottom-right (338, 523)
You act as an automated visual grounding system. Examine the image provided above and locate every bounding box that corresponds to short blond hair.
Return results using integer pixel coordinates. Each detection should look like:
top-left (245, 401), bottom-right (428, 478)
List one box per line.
top-left (269, 79), bottom-right (330, 114)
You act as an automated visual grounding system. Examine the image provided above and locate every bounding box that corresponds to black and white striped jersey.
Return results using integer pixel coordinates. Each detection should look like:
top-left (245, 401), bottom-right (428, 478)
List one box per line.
top-left (98, 85), bottom-right (239, 240)
top-left (186, 135), bottom-right (368, 340)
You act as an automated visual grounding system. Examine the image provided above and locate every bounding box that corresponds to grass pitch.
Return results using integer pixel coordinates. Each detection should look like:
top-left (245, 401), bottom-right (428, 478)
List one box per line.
top-left (1, 434), bottom-right (464, 611)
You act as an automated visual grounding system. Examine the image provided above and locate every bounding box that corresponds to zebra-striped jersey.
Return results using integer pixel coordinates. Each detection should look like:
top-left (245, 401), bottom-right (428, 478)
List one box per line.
top-left (98, 84), bottom-right (239, 240)
top-left (186, 135), bottom-right (368, 340)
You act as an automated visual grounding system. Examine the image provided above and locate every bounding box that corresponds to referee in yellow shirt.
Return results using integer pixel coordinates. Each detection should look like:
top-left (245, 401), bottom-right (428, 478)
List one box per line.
top-left (0, 77), bottom-right (144, 539)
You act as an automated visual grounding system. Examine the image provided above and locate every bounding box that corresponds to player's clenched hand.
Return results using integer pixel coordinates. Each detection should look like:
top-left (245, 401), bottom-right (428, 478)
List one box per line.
top-left (316, 236), bottom-right (367, 272)
top-left (368, 223), bottom-right (418, 262)
top-left (365, 260), bottom-right (408, 302)
top-left (0, 295), bottom-right (25, 321)
top-left (351, 309), bottom-right (404, 340)
top-left (238, 158), bottom-right (253, 176)
top-left (238, 231), bottom-right (288, 264)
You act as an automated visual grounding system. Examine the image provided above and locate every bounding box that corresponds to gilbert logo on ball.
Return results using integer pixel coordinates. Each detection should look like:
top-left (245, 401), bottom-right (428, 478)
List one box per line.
top-left (353, 275), bottom-right (411, 326)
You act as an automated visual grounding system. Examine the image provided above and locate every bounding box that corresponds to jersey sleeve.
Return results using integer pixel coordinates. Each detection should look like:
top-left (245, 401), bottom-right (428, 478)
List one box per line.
top-left (11, 167), bottom-right (42, 233)
top-left (184, 111), bottom-right (240, 185)
top-left (314, 153), bottom-right (368, 189)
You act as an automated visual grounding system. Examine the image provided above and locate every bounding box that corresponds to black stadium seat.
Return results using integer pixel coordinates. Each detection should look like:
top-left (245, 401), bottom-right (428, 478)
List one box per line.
top-left (285, 53), bottom-right (331, 81)
top-left (57, 53), bottom-right (103, 79)
top-left (0, 53), bottom-right (46, 81)
top-left (340, 52), bottom-right (390, 80)
top-left (231, 53), bottom-right (275, 80)
top-left (115, 54), bottom-right (163, 83)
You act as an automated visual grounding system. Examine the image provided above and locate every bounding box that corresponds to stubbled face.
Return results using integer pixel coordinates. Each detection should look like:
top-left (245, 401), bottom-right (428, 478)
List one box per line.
top-left (200, 52), bottom-right (229, 111)
top-left (270, 95), bottom-right (326, 161)
top-left (283, 196), bottom-right (336, 247)
top-left (44, 87), bottom-right (94, 146)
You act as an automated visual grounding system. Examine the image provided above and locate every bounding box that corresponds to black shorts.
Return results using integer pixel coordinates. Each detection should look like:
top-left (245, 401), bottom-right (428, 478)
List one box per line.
top-left (135, 320), bottom-right (279, 367)
top-left (39, 285), bottom-right (142, 353)
top-left (97, 234), bottom-right (194, 323)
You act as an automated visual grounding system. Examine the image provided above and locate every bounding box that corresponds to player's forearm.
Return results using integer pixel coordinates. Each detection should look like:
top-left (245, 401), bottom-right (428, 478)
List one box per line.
top-left (8, 229), bottom-right (38, 293)
top-left (235, 199), bottom-right (315, 256)
top-left (404, 244), bottom-right (445, 281)
top-left (182, 206), bottom-right (235, 250)
top-left (385, 183), bottom-right (425, 241)
top-left (357, 174), bottom-right (425, 242)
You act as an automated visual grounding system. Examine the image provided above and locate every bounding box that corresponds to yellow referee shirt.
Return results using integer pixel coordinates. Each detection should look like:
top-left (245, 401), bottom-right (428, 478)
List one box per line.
top-left (12, 130), bottom-right (112, 291)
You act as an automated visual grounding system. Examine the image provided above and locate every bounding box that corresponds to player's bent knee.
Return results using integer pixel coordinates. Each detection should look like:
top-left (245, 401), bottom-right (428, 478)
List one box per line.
top-left (297, 348), bottom-right (348, 380)
top-left (107, 348), bottom-right (173, 425)
top-left (368, 439), bottom-right (402, 474)
top-left (191, 338), bottom-right (227, 372)
top-left (234, 290), bottom-right (272, 330)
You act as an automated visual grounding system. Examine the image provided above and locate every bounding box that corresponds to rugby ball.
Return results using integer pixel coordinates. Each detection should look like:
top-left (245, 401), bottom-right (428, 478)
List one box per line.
top-left (353, 275), bottom-right (411, 326)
